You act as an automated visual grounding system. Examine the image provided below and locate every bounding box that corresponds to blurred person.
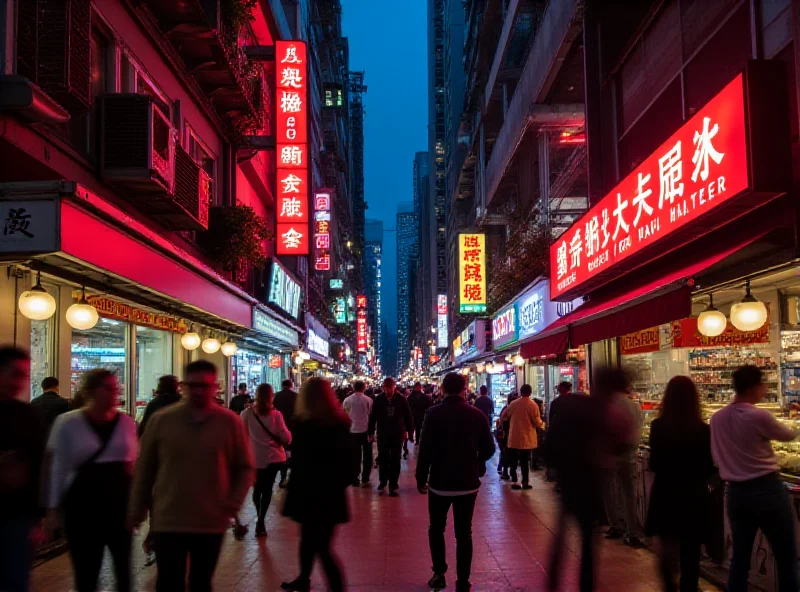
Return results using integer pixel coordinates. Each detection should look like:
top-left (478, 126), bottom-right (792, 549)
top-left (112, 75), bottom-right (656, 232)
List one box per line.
top-left (241, 384), bottom-right (291, 538)
top-left (30, 376), bottom-right (69, 435)
top-left (646, 376), bottom-right (715, 592)
top-left (369, 377), bottom-right (413, 496)
top-left (274, 378), bottom-right (298, 488)
top-left (343, 380), bottom-right (373, 487)
top-left (138, 375), bottom-right (180, 438)
top-left (710, 365), bottom-right (799, 592)
top-left (128, 360), bottom-right (254, 592)
top-left (500, 384), bottom-right (543, 490)
top-left (473, 385), bottom-right (493, 422)
top-left (0, 347), bottom-right (45, 592)
top-left (407, 381), bottom-right (432, 446)
top-left (47, 369), bottom-right (138, 592)
top-left (281, 378), bottom-right (351, 592)
top-left (229, 382), bottom-right (252, 415)
top-left (545, 382), bottom-right (574, 482)
top-left (400, 387), bottom-right (412, 459)
top-left (494, 413), bottom-right (509, 480)
top-left (416, 373), bottom-right (495, 592)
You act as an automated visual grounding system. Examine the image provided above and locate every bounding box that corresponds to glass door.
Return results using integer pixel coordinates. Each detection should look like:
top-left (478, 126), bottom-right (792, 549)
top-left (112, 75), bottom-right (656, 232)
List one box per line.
top-left (71, 318), bottom-right (129, 411)
top-left (134, 326), bottom-right (173, 423)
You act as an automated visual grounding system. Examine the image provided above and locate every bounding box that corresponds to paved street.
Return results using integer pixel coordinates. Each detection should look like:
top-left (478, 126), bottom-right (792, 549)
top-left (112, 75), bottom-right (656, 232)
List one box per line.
top-left (32, 451), bottom-right (720, 591)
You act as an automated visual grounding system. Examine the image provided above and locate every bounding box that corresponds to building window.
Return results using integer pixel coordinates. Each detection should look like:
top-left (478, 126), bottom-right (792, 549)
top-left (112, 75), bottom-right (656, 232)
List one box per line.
top-left (134, 326), bottom-right (173, 422)
top-left (30, 283), bottom-right (58, 401)
top-left (121, 53), bottom-right (171, 119)
top-left (71, 318), bottom-right (129, 412)
top-left (187, 126), bottom-right (218, 206)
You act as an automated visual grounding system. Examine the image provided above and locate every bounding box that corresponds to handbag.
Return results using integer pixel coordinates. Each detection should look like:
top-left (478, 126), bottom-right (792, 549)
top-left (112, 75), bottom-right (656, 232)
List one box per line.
top-left (252, 412), bottom-right (288, 447)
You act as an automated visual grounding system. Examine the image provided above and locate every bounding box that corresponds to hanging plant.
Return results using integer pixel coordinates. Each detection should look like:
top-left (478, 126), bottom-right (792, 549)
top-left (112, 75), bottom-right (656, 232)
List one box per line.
top-left (205, 205), bottom-right (272, 273)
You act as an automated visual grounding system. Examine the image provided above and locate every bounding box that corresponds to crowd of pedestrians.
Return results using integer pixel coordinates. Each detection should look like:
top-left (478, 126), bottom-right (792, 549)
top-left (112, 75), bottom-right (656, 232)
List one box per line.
top-left (2, 340), bottom-right (800, 592)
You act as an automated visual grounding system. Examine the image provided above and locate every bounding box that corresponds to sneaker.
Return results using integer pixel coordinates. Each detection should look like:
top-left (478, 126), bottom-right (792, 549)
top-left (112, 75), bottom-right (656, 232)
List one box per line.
top-left (377, 482), bottom-right (386, 492)
top-left (389, 488), bottom-right (399, 497)
top-left (624, 536), bottom-right (645, 548)
top-left (280, 577), bottom-right (311, 591)
top-left (255, 522), bottom-right (267, 538)
top-left (427, 573), bottom-right (447, 590)
top-left (278, 478), bottom-right (288, 489)
top-left (511, 484), bottom-right (522, 490)
top-left (522, 484), bottom-right (533, 490)
top-left (605, 527), bottom-right (624, 539)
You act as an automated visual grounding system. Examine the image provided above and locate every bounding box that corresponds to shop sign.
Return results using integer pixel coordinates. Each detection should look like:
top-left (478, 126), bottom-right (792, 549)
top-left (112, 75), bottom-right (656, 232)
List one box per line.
top-left (356, 294), bottom-right (367, 308)
top-left (0, 199), bottom-right (59, 254)
top-left (620, 326), bottom-right (661, 355)
top-left (437, 294), bottom-right (448, 348)
top-left (458, 233), bottom-right (487, 313)
top-left (453, 321), bottom-right (485, 362)
top-left (252, 308), bottom-right (299, 347)
top-left (307, 328), bottom-right (330, 358)
top-left (276, 40), bottom-right (310, 255)
top-left (492, 304), bottom-right (518, 348)
top-left (513, 280), bottom-right (583, 341)
top-left (268, 259), bottom-right (301, 319)
top-left (672, 313), bottom-right (770, 348)
top-left (356, 309), bottom-right (367, 353)
top-left (429, 355), bottom-right (440, 365)
top-left (87, 297), bottom-right (187, 332)
top-left (330, 278), bottom-right (343, 289)
top-left (269, 355), bottom-right (283, 368)
top-left (313, 190), bottom-right (332, 270)
top-left (333, 297), bottom-right (346, 324)
top-left (551, 74), bottom-right (749, 300)
top-left (487, 363), bottom-right (511, 375)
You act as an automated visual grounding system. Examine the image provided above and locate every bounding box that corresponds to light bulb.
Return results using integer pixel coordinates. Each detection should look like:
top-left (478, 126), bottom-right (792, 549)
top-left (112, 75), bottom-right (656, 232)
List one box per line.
top-left (202, 337), bottom-right (221, 354)
top-left (181, 329), bottom-right (201, 350)
top-left (18, 274), bottom-right (56, 320)
top-left (294, 355), bottom-right (304, 365)
top-left (514, 354), bottom-right (525, 367)
top-left (66, 289), bottom-right (99, 330)
top-left (697, 295), bottom-right (727, 337)
top-left (730, 283), bottom-right (768, 332)
top-left (476, 362), bottom-right (485, 373)
top-left (221, 340), bottom-right (238, 357)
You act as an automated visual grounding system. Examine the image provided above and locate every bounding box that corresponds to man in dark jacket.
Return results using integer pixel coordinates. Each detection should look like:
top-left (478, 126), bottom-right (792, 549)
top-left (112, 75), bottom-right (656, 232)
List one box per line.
top-left (274, 379), bottom-right (298, 487)
top-left (30, 376), bottom-right (69, 434)
top-left (407, 382), bottom-right (432, 446)
top-left (138, 375), bottom-right (181, 438)
top-left (473, 385), bottom-right (493, 422)
top-left (229, 382), bottom-right (252, 415)
top-left (369, 377), bottom-right (412, 496)
top-left (416, 372), bottom-right (495, 592)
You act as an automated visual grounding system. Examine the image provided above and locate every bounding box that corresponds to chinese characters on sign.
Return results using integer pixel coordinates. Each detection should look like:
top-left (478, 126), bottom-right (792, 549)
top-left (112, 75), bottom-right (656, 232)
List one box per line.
top-left (276, 41), bottom-right (309, 255)
top-left (314, 190), bottom-right (332, 271)
top-left (356, 295), bottom-right (368, 353)
top-left (458, 233), bottom-right (487, 313)
top-left (550, 74), bottom-right (749, 300)
top-left (437, 294), bottom-right (448, 349)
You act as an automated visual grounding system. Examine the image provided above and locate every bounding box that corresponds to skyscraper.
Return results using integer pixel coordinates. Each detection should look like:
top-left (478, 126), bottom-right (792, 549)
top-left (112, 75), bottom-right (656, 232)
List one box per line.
top-left (364, 219), bottom-right (383, 364)
top-left (396, 202), bottom-right (416, 372)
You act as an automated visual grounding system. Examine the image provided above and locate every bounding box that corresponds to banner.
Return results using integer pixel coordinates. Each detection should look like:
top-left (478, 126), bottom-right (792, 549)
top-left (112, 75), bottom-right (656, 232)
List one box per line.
top-left (620, 326), bottom-right (661, 355)
top-left (672, 312), bottom-right (770, 348)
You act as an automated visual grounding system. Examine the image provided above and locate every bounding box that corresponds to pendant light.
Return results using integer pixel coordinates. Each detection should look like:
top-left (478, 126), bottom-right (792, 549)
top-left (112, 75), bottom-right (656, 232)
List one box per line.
top-left (730, 281), bottom-right (768, 332)
top-left (696, 294), bottom-right (727, 338)
top-left (221, 338), bottom-right (238, 357)
top-left (513, 354), bottom-right (525, 367)
top-left (65, 287), bottom-right (99, 330)
top-left (180, 324), bottom-right (201, 351)
top-left (18, 272), bottom-right (56, 320)
top-left (476, 362), bottom-right (486, 373)
top-left (202, 333), bottom-right (221, 354)
top-left (485, 361), bottom-right (494, 373)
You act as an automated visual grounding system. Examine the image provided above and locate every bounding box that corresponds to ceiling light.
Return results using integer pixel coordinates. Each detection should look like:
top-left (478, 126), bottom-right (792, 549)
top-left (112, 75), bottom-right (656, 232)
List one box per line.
top-left (181, 325), bottom-right (201, 350)
top-left (730, 281), bottom-right (768, 332)
top-left (696, 294), bottom-right (727, 337)
top-left (18, 272), bottom-right (56, 320)
top-left (65, 287), bottom-right (99, 330)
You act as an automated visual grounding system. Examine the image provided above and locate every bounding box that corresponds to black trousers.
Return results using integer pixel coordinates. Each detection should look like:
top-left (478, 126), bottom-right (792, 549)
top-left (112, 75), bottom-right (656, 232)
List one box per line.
top-left (253, 463), bottom-right (283, 522)
top-left (428, 492), bottom-right (478, 585)
top-left (351, 432), bottom-right (372, 483)
top-left (659, 534), bottom-right (701, 592)
top-left (299, 522), bottom-right (343, 592)
top-left (548, 481), bottom-right (596, 592)
top-left (509, 448), bottom-right (532, 485)
top-left (413, 418), bottom-right (424, 446)
top-left (153, 532), bottom-right (224, 592)
top-left (378, 438), bottom-right (402, 489)
top-left (64, 512), bottom-right (131, 592)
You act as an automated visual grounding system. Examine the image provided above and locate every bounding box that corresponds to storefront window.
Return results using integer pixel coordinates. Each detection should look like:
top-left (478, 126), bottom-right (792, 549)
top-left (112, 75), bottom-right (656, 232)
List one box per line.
top-left (71, 318), bottom-right (128, 410)
top-left (135, 326), bottom-right (173, 422)
top-left (265, 354), bottom-right (287, 389)
top-left (232, 349), bottom-right (266, 396)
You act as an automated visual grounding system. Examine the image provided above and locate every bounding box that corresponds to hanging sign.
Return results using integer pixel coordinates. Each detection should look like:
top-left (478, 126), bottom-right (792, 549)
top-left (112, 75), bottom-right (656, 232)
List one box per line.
top-left (437, 294), bottom-right (448, 349)
top-left (620, 326), bottom-right (662, 355)
top-left (672, 312), bottom-right (770, 348)
top-left (314, 190), bottom-right (332, 270)
top-left (492, 304), bottom-right (518, 349)
top-left (269, 355), bottom-right (283, 368)
top-left (356, 295), bottom-right (368, 353)
top-left (87, 297), bottom-right (187, 332)
top-left (458, 233), bottom-right (486, 313)
top-left (267, 259), bottom-right (302, 319)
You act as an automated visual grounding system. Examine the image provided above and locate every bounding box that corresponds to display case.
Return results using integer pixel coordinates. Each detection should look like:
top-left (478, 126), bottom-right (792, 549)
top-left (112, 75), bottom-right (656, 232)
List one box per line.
top-left (689, 347), bottom-right (779, 403)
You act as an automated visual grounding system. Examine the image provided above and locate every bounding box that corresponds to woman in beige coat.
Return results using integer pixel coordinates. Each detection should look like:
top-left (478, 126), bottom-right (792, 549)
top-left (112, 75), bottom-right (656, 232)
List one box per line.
top-left (500, 384), bottom-right (543, 490)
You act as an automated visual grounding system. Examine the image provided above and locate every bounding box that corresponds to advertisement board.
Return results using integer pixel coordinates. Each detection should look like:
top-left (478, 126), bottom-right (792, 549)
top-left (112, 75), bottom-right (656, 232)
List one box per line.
top-left (437, 294), bottom-right (448, 348)
top-left (458, 233), bottom-right (487, 313)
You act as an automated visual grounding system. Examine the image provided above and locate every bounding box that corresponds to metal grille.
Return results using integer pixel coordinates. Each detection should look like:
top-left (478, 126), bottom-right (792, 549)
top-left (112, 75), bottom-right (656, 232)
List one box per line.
top-left (173, 145), bottom-right (201, 223)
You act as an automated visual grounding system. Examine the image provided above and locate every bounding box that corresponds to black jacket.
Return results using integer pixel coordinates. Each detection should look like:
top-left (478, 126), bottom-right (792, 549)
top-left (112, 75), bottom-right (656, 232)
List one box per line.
top-left (369, 393), bottom-right (413, 441)
top-left (416, 396), bottom-right (495, 492)
top-left (274, 389), bottom-right (298, 432)
top-left (229, 393), bottom-right (252, 415)
top-left (407, 389), bottom-right (432, 422)
top-left (473, 395), bottom-right (493, 420)
top-left (30, 391), bottom-right (70, 434)
top-left (138, 392), bottom-right (181, 438)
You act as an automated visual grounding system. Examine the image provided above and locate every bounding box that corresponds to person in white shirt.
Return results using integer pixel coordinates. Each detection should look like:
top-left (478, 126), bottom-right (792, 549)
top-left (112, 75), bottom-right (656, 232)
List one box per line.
top-left (241, 384), bottom-right (291, 538)
top-left (709, 365), bottom-right (798, 592)
top-left (343, 380), bottom-right (373, 487)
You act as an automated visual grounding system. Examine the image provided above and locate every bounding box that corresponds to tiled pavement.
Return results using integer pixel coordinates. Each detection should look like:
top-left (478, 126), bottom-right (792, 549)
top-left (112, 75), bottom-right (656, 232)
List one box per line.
top-left (32, 450), bottom-right (721, 591)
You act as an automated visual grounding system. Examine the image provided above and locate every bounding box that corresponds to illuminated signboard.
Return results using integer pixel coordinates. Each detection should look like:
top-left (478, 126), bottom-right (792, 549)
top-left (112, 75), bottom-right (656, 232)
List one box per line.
top-left (330, 278), bottom-right (343, 289)
top-left (333, 297), bottom-right (346, 324)
top-left (550, 74), bottom-right (749, 300)
top-left (458, 233), bottom-right (486, 313)
top-left (267, 260), bottom-right (301, 319)
top-left (276, 40), bottom-right (309, 255)
top-left (252, 308), bottom-right (299, 347)
top-left (437, 294), bottom-right (448, 348)
top-left (492, 303), bottom-right (517, 349)
top-left (356, 295), bottom-right (368, 353)
top-left (314, 190), bottom-right (332, 270)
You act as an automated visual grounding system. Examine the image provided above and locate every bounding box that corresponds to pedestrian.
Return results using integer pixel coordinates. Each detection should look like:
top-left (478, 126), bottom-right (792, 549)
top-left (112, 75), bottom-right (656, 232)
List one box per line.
top-left (500, 384), bottom-right (543, 490)
top-left (400, 387), bottom-right (412, 459)
top-left (544, 381), bottom-right (573, 482)
top-left (710, 365), bottom-right (799, 592)
top-left (128, 360), bottom-right (254, 592)
top-left (229, 382), bottom-right (252, 415)
top-left (138, 375), bottom-right (180, 438)
top-left (274, 378), bottom-right (298, 488)
top-left (407, 381), bottom-right (432, 446)
top-left (0, 347), bottom-right (46, 592)
top-left (473, 385), bottom-right (493, 422)
top-left (281, 378), bottom-right (351, 592)
top-left (494, 412), bottom-right (509, 480)
top-left (47, 369), bottom-right (138, 592)
top-left (596, 368), bottom-right (643, 547)
top-left (369, 377), bottom-right (413, 496)
top-left (241, 384), bottom-right (291, 538)
top-left (30, 376), bottom-right (69, 435)
top-left (545, 387), bottom-right (600, 592)
top-left (343, 380), bottom-right (374, 487)
top-left (646, 376), bottom-right (715, 592)
top-left (416, 372), bottom-right (495, 592)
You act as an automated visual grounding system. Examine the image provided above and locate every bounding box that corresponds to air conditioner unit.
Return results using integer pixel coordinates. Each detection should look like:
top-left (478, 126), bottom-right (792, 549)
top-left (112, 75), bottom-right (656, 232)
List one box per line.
top-left (171, 144), bottom-right (210, 231)
top-left (99, 94), bottom-right (175, 194)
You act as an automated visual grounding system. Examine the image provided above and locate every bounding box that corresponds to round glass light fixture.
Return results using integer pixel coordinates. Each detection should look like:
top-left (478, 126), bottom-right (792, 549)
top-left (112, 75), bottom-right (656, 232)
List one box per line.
top-left (221, 339), bottom-right (238, 357)
top-left (476, 362), bottom-right (486, 373)
top-left (294, 354), bottom-right (305, 366)
top-left (180, 325), bottom-right (201, 350)
top-left (485, 361), bottom-right (494, 373)
top-left (696, 294), bottom-right (727, 338)
top-left (201, 336), bottom-right (221, 354)
top-left (730, 281), bottom-right (768, 332)
top-left (460, 367), bottom-right (470, 376)
top-left (513, 354), bottom-right (525, 367)
top-left (18, 272), bottom-right (56, 320)
top-left (65, 287), bottom-right (99, 330)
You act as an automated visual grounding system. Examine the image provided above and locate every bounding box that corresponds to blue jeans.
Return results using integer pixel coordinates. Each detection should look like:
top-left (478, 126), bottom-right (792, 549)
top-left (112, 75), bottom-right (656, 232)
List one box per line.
top-left (727, 473), bottom-right (799, 592)
top-left (0, 517), bottom-right (32, 592)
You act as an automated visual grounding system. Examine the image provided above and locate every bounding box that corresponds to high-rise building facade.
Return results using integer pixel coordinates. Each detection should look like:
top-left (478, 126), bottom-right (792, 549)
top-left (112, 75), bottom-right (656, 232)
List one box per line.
top-left (364, 219), bottom-right (383, 364)
top-left (396, 202), bottom-right (417, 372)
top-left (413, 152), bottom-right (431, 352)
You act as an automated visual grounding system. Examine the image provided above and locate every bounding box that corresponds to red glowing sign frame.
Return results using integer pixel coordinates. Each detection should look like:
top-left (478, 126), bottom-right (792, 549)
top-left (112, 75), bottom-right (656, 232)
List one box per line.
top-left (276, 40), bottom-right (309, 256)
top-left (551, 74), bottom-right (750, 300)
top-left (356, 309), bottom-right (368, 353)
top-left (314, 190), bottom-right (332, 271)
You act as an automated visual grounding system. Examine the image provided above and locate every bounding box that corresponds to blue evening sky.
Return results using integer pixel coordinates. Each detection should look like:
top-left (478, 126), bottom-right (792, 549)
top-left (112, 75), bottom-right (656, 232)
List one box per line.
top-left (342, 0), bottom-right (428, 334)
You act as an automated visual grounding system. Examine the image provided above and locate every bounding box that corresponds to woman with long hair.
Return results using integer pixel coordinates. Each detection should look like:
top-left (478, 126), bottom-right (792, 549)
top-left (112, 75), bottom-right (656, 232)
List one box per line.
top-left (281, 378), bottom-right (352, 592)
top-left (240, 383), bottom-right (291, 537)
top-left (645, 376), bottom-right (716, 592)
top-left (46, 369), bottom-right (138, 592)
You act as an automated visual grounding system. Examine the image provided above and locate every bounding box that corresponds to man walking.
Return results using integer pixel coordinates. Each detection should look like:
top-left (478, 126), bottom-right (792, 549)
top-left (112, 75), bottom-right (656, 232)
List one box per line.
top-left (710, 365), bottom-right (799, 592)
top-left (369, 377), bottom-right (412, 497)
top-left (229, 383), bottom-right (252, 415)
top-left (274, 379), bottom-right (298, 488)
top-left (138, 375), bottom-right (181, 438)
top-left (30, 376), bottom-right (69, 435)
top-left (500, 384), bottom-right (543, 490)
top-left (343, 380), bottom-right (374, 487)
top-left (473, 385), bottom-right (493, 422)
top-left (416, 372), bottom-right (495, 592)
top-left (407, 382), bottom-right (432, 446)
top-left (129, 360), bottom-right (254, 592)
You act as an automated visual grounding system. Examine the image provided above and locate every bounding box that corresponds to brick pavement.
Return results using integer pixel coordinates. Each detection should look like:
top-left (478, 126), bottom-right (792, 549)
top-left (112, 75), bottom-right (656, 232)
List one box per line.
top-left (31, 450), bottom-right (721, 591)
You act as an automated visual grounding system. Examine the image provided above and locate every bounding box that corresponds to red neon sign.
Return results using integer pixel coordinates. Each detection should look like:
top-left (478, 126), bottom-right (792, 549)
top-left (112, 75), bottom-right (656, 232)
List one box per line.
top-left (276, 40), bottom-right (309, 256)
top-left (356, 295), bottom-right (367, 309)
top-left (314, 190), bottom-right (332, 271)
top-left (357, 309), bottom-right (368, 353)
top-left (550, 74), bottom-right (749, 300)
